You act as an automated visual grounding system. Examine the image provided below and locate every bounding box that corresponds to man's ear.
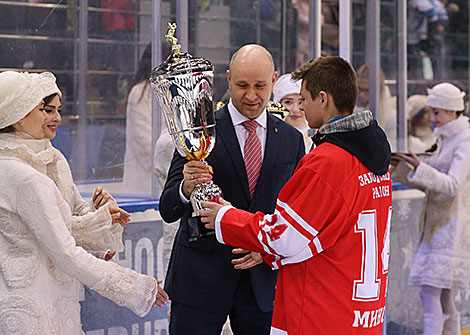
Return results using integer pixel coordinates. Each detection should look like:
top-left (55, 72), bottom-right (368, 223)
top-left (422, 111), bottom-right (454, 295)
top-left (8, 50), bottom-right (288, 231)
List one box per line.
top-left (272, 71), bottom-right (278, 85)
top-left (319, 91), bottom-right (327, 105)
top-left (226, 70), bottom-right (231, 87)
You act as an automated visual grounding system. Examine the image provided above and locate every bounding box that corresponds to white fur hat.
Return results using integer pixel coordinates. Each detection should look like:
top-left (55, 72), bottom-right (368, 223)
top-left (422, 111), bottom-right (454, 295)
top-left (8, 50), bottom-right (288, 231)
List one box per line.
top-left (406, 95), bottom-right (428, 120)
top-left (273, 73), bottom-right (301, 102)
top-left (0, 71), bottom-right (61, 129)
top-left (426, 82), bottom-right (465, 111)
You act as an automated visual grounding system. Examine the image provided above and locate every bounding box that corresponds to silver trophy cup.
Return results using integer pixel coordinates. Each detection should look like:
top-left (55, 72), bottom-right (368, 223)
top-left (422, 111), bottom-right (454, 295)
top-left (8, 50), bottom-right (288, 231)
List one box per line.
top-left (150, 23), bottom-right (222, 241)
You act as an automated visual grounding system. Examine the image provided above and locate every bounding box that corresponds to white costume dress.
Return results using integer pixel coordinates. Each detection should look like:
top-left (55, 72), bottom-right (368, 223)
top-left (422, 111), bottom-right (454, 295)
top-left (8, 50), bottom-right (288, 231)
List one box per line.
top-left (153, 128), bottom-right (179, 276)
top-left (392, 116), bottom-right (470, 289)
top-left (53, 146), bottom-right (123, 258)
top-left (0, 133), bottom-right (157, 335)
top-left (123, 81), bottom-right (152, 195)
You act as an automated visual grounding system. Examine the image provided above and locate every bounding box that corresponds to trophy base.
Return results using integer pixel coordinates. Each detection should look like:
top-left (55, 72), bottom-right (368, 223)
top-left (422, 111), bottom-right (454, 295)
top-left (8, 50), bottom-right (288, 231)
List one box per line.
top-left (188, 215), bottom-right (215, 242)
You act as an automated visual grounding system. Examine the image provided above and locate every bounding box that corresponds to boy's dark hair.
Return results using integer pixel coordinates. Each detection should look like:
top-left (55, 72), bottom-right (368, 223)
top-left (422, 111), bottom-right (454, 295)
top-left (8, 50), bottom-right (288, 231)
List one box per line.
top-left (292, 56), bottom-right (357, 114)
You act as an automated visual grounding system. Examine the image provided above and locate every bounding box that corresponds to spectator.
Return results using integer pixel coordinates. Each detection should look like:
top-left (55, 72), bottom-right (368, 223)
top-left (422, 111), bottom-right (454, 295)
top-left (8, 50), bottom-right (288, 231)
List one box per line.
top-left (408, 0), bottom-right (449, 79)
top-left (391, 82), bottom-right (470, 335)
top-left (123, 45), bottom-right (152, 195)
top-left (407, 94), bottom-right (435, 152)
top-left (354, 64), bottom-right (397, 150)
top-left (273, 73), bottom-right (312, 152)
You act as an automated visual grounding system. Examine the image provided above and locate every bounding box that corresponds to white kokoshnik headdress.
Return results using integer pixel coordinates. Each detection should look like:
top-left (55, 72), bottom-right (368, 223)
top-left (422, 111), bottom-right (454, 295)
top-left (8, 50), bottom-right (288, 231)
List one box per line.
top-left (427, 82), bottom-right (465, 112)
top-left (0, 71), bottom-right (61, 129)
top-left (273, 73), bottom-right (301, 103)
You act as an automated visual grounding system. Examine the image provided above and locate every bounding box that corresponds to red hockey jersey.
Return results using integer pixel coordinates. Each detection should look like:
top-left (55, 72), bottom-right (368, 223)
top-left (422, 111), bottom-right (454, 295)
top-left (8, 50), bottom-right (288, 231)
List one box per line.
top-left (215, 143), bottom-right (392, 335)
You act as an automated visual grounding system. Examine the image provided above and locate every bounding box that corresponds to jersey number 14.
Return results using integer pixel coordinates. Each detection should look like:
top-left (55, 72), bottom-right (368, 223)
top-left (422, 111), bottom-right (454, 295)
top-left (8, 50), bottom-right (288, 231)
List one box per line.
top-left (352, 207), bottom-right (392, 301)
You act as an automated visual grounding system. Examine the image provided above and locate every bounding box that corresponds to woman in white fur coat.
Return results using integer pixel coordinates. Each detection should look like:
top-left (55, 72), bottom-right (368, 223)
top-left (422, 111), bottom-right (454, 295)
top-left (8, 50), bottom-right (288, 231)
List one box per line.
top-left (123, 45), bottom-right (153, 195)
top-left (0, 71), bottom-right (167, 335)
top-left (39, 76), bottom-right (130, 260)
top-left (391, 82), bottom-right (470, 335)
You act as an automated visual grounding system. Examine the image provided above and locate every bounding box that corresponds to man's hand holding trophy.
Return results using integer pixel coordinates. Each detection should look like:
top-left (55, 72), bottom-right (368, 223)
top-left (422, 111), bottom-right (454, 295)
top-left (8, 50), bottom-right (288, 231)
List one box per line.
top-left (150, 23), bottom-right (222, 242)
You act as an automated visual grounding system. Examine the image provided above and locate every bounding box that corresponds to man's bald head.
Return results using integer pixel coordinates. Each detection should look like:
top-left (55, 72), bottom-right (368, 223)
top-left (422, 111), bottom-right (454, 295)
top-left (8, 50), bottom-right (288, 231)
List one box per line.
top-left (229, 44), bottom-right (275, 74)
top-left (226, 44), bottom-right (278, 119)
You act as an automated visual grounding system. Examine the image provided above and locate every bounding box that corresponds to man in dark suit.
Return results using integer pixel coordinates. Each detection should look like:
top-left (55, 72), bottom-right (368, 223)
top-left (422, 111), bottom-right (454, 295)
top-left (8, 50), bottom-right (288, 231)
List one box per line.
top-left (159, 44), bottom-right (305, 335)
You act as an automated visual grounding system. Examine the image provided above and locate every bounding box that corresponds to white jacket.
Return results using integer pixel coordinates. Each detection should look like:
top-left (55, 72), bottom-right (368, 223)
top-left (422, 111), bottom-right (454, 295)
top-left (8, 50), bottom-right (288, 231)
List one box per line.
top-left (153, 127), bottom-right (174, 193)
top-left (392, 116), bottom-right (470, 289)
top-left (354, 86), bottom-right (397, 151)
top-left (0, 133), bottom-right (157, 334)
top-left (123, 81), bottom-right (152, 195)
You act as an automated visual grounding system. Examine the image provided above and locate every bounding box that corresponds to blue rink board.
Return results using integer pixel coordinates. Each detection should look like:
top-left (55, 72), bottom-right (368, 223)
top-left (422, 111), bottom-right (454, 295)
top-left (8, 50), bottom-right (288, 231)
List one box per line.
top-left (80, 217), bottom-right (168, 335)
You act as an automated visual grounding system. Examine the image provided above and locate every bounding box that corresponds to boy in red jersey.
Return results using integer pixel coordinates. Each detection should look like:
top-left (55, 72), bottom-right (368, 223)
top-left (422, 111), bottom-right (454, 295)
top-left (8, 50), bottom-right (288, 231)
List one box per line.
top-left (200, 56), bottom-right (392, 335)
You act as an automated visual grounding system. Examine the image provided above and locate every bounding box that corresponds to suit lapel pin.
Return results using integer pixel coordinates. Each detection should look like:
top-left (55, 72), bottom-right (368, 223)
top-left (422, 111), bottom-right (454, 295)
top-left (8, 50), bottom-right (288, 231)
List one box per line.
top-left (274, 128), bottom-right (279, 133)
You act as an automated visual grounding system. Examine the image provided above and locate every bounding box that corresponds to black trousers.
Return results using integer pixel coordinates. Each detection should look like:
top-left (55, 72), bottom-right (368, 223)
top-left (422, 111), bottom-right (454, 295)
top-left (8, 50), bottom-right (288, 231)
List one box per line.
top-left (169, 270), bottom-right (273, 335)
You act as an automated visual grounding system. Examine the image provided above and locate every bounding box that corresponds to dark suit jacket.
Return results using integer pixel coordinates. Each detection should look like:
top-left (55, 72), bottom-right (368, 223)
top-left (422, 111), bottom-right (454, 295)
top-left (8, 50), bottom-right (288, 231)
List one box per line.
top-left (160, 106), bottom-right (305, 312)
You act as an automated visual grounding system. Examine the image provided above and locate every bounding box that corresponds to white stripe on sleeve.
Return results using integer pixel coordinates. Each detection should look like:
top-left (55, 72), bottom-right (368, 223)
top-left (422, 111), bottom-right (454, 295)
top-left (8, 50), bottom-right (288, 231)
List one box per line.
top-left (277, 199), bottom-right (319, 236)
top-left (270, 327), bottom-right (288, 335)
top-left (313, 236), bottom-right (323, 253)
top-left (214, 205), bottom-right (234, 245)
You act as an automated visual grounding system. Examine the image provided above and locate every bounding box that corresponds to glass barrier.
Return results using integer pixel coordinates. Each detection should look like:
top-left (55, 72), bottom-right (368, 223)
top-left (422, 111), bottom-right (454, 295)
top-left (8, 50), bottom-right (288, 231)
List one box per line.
top-left (2, 0), bottom-right (470, 333)
top-left (0, 0), bottom-right (172, 198)
top-left (184, 0), bottom-right (300, 103)
top-left (1, 0), bottom-right (469, 195)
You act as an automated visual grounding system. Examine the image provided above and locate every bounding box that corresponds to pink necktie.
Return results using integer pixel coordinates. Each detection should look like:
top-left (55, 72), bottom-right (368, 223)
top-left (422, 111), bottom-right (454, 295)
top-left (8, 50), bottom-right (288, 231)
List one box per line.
top-left (242, 120), bottom-right (262, 198)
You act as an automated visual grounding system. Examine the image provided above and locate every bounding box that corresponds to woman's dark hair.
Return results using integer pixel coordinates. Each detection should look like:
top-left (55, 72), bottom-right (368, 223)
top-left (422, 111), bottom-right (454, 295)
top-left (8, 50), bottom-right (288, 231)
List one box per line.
top-left (129, 43), bottom-right (152, 103)
top-left (44, 93), bottom-right (60, 105)
top-left (131, 43), bottom-right (152, 89)
top-left (0, 125), bottom-right (16, 133)
top-left (426, 141), bottom-right (438, 153)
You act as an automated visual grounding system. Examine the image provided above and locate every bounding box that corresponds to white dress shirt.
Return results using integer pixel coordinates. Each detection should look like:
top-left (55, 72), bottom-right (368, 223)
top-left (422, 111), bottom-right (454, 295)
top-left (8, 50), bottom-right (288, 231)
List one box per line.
top-left (227, 99), bottom-right (267, 159)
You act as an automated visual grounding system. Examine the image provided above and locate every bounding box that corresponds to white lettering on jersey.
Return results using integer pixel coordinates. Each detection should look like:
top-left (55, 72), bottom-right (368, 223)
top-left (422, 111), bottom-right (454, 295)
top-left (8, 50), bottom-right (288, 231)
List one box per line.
top-left (352, 310), bottom-right (370, 328)
top-left (352, 307), bottom-right (385, 328)
top-left (372, 185), bottom-right (390, 199)
top-left (358, 172), bottom-right (390, 187)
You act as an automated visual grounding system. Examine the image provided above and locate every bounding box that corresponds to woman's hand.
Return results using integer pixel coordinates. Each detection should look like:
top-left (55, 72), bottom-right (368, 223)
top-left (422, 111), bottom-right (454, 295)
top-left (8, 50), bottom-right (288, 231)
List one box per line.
top-left (92, 187), bottom-right (115, 209)
top-left (182, 160), bottom-right (213, 198)
top-left (391, 151), bottom-right (421, 169)
top-left (109, 206), bottom-right (131, 226)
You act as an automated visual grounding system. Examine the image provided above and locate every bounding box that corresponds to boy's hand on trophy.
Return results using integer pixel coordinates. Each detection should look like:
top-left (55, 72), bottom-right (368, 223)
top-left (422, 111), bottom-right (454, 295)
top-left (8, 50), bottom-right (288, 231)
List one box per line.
top-left (182, 160), bottom-right (213, 198)
top-left (200, 197), bottom-right (231, 229)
